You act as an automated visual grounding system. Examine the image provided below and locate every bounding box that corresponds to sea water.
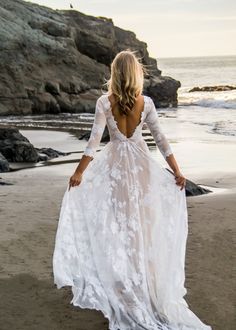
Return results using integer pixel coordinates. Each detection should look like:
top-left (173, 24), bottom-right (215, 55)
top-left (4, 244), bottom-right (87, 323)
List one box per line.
top-left (152, 55), bottom-right (236, 176)
top-left (157, 55), bottom-right (236, 137)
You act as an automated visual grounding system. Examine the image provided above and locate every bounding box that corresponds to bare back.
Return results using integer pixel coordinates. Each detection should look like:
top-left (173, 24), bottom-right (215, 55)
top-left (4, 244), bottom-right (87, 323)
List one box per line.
top-left (108, 94), bottom-right (145, 139)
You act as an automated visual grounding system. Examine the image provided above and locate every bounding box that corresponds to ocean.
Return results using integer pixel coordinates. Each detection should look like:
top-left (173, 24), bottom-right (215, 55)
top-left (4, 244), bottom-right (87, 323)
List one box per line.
top-left (158, 55), bottom-right (236, 89)
top-left (157, 55), bottom-right (236, 137)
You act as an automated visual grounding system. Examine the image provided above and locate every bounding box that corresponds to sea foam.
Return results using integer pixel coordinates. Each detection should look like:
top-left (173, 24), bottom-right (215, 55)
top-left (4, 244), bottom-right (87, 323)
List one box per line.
top-left (178, 89), bottom-right (236, 109)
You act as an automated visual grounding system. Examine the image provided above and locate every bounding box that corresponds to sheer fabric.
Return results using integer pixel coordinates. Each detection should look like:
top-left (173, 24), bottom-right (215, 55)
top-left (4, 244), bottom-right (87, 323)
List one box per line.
top-left (84, 95), bottom-right (173, 160)
top-left (53, 94), bottom-right (212, 330)
top-left (83, 97), bottom-right (107, 158)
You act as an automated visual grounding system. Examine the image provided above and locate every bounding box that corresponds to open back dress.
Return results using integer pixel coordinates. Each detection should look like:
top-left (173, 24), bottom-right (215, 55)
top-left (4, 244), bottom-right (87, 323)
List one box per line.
top-left (52, 93), bottom-right (212, 330)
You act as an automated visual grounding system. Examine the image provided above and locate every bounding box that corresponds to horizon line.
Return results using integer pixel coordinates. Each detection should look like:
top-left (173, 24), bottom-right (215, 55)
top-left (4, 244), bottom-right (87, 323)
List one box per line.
top-left (157, 54), bottom-right (236, 59)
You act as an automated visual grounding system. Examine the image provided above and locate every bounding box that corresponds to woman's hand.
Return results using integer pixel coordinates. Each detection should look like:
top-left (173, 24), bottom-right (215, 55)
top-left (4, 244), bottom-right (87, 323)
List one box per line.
top-left (174, 171), bottom-right (186, 191)
top-left (68, 171), bottom-right (83, 191)
top-left (165, 154), bottom-right (186, 191)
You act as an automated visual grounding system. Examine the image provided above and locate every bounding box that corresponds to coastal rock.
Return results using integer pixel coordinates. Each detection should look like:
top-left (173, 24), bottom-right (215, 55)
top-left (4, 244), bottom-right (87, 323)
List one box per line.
top-left (0, 0), bottom-right (180, 116)
top-left (0, 127), bottom-right (39, 162)
top-left (0, 152), bottom-right (9, 172)
top-left (145, 76), bottom-right (181, 108)
top-left (185, 178), bottom-right (212, 196)
top-left (189, 85), bottom-right (236, 92)
top-left (45, 81), bottom-right (60, 96)
top-left (166, 169), bottom-right (212, 196)
top-left (28, 91), bottom-right (60, 114)
top-left (36, 147), bottom-right (70, 161)
top-left (0, 127), bottom-right (72, 169)
top-left (79, 126), bottom-right (110, 142)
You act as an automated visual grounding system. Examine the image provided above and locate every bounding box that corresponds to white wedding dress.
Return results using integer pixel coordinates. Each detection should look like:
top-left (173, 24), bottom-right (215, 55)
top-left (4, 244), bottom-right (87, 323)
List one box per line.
top-left (53, 94), bottom-right (212, 330)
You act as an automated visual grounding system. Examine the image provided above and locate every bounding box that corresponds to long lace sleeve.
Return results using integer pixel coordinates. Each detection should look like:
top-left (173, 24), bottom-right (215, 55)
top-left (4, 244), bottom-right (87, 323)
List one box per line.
top-left (145, 98), bottom-right (173, 160)
top-left (83, 97), bottom-right (106, 158)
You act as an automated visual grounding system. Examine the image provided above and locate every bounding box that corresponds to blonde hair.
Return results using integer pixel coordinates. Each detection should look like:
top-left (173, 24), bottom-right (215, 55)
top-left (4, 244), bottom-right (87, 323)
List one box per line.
top-left (103, 49), bottom-right (147, 115)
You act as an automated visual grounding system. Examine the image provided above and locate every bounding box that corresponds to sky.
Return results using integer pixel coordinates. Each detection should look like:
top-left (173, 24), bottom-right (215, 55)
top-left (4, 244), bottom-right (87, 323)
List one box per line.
top-left (26, 0), bottom-right (236, 58)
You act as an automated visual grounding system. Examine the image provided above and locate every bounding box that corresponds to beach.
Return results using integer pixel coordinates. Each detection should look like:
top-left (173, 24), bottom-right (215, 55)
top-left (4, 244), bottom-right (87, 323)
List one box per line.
top-left (0, 125), bottom-right (235, 330)
top-left (1, 54), bottom-right (236, 329)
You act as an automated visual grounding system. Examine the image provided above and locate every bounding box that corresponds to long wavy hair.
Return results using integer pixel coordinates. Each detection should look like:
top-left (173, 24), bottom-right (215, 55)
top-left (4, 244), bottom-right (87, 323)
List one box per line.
top-left (103, 49), bottom-right (147, 115)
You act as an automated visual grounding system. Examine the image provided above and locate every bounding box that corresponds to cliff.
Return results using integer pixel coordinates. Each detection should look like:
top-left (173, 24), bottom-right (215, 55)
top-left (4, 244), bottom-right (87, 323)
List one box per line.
top-left (0, 0), bottom-right (180, 116)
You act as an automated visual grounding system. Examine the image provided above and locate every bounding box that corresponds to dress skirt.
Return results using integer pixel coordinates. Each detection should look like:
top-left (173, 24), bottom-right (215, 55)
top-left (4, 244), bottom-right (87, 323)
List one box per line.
top-left (53, 138), bottom-right (212, 330)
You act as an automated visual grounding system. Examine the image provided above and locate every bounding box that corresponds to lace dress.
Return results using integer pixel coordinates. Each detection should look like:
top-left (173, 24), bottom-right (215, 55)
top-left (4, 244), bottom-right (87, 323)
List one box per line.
top-left (52, 94), bottom-right (212, 330)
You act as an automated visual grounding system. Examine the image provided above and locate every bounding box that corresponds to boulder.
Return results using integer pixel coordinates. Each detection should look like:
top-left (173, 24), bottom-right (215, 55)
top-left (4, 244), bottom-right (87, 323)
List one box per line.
top-left (0, 152), bottom-right (9, 172)
top-left (0, 127), bottom-right (72, 169)
top-left (0, 127), bottom-right (39, 162)
top-left (145, 76), bottom-right (181, 108)
top-left (166, 169), bottom-right (212, 196)
top-left (185, 179), bottom-right (212, 196)
top-left (36, 147), bottom-right (70, 161)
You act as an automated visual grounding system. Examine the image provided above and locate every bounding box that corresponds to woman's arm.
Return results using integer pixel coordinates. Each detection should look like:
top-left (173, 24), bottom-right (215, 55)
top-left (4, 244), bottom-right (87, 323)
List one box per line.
top-left (145, 98), bottom-right (186, 190)
top-left (165, 154), bottom-right (186, 190)
top-left (165, 153), bottom-right (180, 175)
top-left (68, 97), bottom-right (106, 190)
top-left (145, 98), bottom-right (173, 160)
top-left (74, 155), bottom-right (93, 175)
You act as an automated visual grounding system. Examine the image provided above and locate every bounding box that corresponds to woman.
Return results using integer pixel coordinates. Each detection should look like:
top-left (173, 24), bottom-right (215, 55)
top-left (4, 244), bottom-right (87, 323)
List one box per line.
top-left (53, 50), bottom-right (212, 330)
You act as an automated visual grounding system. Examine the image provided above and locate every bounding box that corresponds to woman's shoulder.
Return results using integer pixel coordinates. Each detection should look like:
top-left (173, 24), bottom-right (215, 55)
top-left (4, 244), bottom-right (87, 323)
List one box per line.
top-left (95, 93), bottom-right (110, 112)
top-left (142, 95), bottom-right (154, 111)
top-left (97, 92), bottom-right (109, 103)
top-left (97, 93), bottom-right (153, 109)
top-left (143, 94), bottom-right (153, 103)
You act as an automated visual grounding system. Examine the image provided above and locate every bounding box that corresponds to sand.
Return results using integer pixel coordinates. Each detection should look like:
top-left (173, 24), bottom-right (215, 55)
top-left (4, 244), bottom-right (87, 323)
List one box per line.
top-left (0, 164), bottom-right (235, 330)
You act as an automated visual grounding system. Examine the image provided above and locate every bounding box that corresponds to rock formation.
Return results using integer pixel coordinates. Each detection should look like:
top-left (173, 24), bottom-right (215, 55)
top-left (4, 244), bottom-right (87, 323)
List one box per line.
top-left (0, 152), bottom-right (9, 172)
top-left (0, 127), bottom-right (39, 163)
top-left (189, 85), bottom-right (236, 92)
top-left (0, 127), bottom-right (69, 171)
top-left (0, 0), bottom-right (180, 116)
top-left (166, 169), bottom-right (212, 196)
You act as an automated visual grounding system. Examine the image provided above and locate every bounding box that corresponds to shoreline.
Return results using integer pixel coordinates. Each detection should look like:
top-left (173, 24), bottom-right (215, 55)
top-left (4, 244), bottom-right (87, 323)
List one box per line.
top-left (1, 126), bottom-right (235, 201)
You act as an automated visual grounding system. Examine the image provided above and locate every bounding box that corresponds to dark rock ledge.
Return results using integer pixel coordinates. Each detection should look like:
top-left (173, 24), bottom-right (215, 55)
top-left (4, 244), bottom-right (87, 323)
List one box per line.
top-left (189, 85), bottom-right (236, 92)
top-left (0, 0), bottom-right (180, 116)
